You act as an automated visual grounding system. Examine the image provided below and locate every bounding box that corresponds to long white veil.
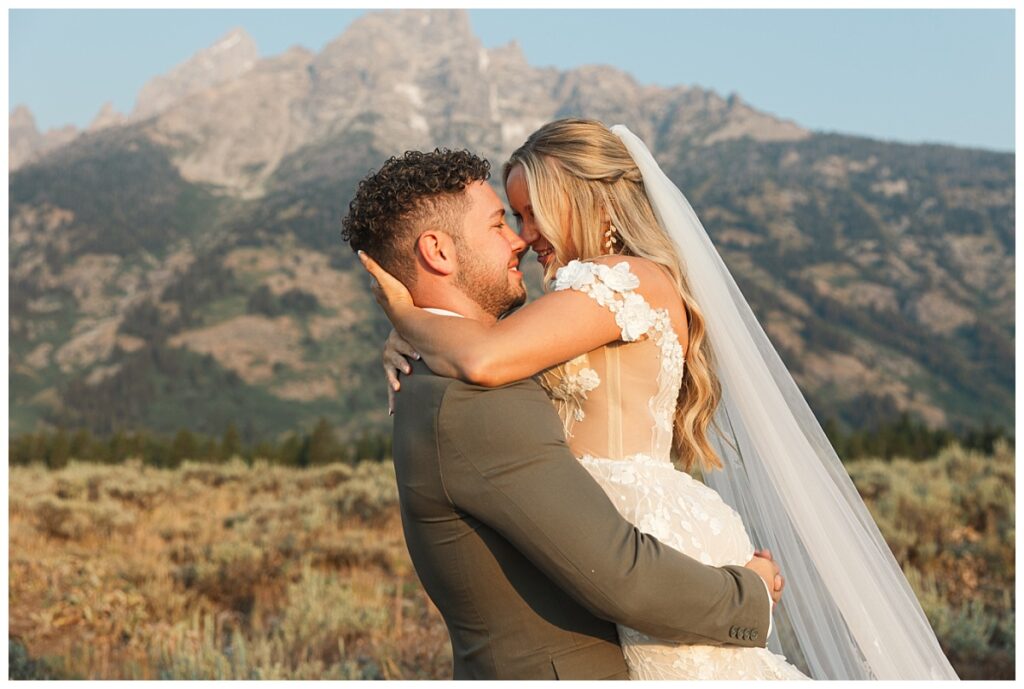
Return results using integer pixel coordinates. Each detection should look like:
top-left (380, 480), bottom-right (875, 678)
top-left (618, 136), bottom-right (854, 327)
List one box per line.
top-left (611, 125), bottom-right (958, 680)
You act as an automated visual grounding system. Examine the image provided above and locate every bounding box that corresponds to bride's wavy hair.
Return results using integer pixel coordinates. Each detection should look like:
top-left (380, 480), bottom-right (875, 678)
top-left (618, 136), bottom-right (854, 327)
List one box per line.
top-left (503, 118), bottom-right (724, 472)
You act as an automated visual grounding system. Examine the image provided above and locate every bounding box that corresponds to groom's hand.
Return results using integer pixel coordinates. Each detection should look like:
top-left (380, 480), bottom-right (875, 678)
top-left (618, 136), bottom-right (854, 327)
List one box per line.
top-left (744, 554), bottom-right (783, 605)
top-left (754, 548), bottom-right (785, 600)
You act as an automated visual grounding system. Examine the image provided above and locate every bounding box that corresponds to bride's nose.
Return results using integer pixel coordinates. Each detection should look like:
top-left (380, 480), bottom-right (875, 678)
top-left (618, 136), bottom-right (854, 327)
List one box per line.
top-left (517, 219), bottom-right (539, 246)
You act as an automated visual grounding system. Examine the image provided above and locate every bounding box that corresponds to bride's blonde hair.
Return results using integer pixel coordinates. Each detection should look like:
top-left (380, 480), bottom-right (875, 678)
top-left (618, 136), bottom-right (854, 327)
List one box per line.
top-left (503, 118), bottom-right (724, 472)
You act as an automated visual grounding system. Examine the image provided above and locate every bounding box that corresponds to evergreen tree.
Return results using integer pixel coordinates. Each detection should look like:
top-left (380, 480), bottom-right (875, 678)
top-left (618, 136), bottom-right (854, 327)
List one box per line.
top-left (127, 430), bottom-right (148, 460)
top-left (307, 418), bottom-right (338, 466)
top-left (47, 428), bottom-right (71, 469)
top-left (278, 432), bottom-right (302, 466)
top-left (220, 423), bottom-right (242, 462)
top-left (170, 429), bottom-right (199, 467)
top-left (145, 434), bottom-right (172, 468)
top-left (29, 432), bottom-right (49, 465)
top-left (199, 437), bottom-right (219, 463)
top-left (69, 428), bottom-right (93, 461)
top-left (108, 431), bottom-right (130, 464)
top-left (251, 440), bottom-right (276, 463)
top-left (9, 434), bottom-right (32, 466)
top-left (295, 434), bottom-right (312, 469)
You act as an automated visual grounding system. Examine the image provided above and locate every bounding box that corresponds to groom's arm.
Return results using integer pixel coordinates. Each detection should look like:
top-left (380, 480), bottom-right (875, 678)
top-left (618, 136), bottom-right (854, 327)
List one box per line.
top-left (437, 379), bottom-right (770, 648)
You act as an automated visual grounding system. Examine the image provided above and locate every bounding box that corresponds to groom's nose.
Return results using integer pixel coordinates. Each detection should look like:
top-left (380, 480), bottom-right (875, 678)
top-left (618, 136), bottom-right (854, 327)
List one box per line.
top-left (505, 225), bottom-right (527, 257)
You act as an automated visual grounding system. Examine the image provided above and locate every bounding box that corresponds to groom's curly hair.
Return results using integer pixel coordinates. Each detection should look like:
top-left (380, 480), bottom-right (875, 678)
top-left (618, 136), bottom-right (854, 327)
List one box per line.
top-left (341, 149), bottom-right (491, 285)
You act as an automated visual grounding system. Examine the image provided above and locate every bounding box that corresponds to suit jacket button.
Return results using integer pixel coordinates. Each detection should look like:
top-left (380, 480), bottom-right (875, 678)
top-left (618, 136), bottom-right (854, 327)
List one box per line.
top-left (752, 630), bottom-right (759, 640)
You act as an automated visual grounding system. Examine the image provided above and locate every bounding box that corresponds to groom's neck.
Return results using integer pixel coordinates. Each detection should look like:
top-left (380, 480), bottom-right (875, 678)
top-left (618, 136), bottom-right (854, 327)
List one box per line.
top-left (411, 286), bottom-right (498, 325)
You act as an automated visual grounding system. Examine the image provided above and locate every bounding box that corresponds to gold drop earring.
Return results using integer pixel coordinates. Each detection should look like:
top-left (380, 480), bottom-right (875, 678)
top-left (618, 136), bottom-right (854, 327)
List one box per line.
top-left (603, 223), bottom-right (619, 253)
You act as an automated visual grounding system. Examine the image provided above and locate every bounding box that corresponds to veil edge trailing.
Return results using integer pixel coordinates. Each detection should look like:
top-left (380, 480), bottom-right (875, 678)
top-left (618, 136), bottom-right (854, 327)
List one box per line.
top-left (610, 124), bottom-right (958, 681)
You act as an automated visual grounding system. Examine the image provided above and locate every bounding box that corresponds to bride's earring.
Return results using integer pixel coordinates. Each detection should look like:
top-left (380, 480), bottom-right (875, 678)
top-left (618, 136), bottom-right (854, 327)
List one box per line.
top-left (603, 223), bottom-right (619, 253)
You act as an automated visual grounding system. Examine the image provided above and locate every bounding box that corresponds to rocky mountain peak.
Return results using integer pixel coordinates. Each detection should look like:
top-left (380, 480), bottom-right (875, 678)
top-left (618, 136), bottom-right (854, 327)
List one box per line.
top-left (323, 9), bottom-right (476, 55)
top-left (9, 105), bottom-right (80, 171)
top-left (311, 8), bottom-right (481, 91)
top-left (88, 102), bottom-right (127, 132)
top-left (10, 105), bottom-right (37, 131)
top-left (9, 105), bottom-right (41, 171)
top-left (488, 39), bottom-right (528, 68)
top-left (133, 27), bottom-right (259, 120)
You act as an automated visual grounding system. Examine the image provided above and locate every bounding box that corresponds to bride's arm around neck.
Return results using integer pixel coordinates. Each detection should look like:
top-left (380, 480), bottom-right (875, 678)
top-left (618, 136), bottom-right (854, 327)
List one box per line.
top-left (401, 256), bottom-right (680, 387)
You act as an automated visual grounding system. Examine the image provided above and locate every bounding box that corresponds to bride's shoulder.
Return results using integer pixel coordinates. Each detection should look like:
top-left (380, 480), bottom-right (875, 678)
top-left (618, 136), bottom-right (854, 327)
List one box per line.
top-left (579, 256), bottom-right (676, 295)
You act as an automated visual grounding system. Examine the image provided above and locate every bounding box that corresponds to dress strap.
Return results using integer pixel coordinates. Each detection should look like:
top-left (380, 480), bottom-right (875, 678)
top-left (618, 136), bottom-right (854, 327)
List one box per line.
top-left (552, 260), bottom-right (658, 342)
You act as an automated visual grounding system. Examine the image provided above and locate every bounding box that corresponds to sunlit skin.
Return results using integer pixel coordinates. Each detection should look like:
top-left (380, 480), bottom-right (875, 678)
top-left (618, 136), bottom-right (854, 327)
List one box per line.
top-left (505, 165), bottom-right (556, 270)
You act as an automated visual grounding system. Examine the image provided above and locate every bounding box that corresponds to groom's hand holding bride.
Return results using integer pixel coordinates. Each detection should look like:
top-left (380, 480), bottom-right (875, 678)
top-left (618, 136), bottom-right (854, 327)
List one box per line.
top-left (746, 549), bottom-right (784, 605)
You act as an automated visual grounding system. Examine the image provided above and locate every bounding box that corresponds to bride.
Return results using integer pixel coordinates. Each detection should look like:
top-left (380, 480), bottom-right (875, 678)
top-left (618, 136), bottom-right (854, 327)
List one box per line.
top-left (361, 119), bottom-right (958, 680)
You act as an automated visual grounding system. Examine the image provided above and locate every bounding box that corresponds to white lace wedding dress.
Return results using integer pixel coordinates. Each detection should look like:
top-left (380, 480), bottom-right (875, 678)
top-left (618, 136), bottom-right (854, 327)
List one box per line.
top-left (537, 259), bottom-right (809, 681)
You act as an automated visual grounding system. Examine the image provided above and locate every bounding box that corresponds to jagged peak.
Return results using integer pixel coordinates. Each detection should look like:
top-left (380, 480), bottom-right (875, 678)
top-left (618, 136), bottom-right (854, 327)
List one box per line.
top-left (10, 105), bottom-right (37, 130)
top-left (209, 26), bottom-right (257, 55)
top-left (487, 39), bottom-right (528, 67)
top-left (318, 8), bottom-right (477, 60)
top-left (132, 26), bottom-right (260, 119)
top-left (348, 8), bottom-right (472, 38)
top-left (88, 102), bottom-right (127, 132)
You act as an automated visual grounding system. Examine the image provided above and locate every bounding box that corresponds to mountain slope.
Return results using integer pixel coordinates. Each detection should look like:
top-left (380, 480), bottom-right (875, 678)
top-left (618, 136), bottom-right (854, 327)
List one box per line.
top-left (8, 9), bottom-right (1014, 442)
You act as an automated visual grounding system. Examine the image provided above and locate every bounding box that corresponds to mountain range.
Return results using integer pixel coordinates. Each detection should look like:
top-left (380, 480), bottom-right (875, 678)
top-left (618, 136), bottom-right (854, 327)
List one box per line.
top-left (9, 9), bottom-right (1014, 443)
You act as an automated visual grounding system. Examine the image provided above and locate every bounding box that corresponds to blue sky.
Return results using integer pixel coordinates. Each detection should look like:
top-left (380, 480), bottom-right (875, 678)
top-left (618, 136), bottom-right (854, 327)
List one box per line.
top-left (8, 9), bottom-right (1016, 152)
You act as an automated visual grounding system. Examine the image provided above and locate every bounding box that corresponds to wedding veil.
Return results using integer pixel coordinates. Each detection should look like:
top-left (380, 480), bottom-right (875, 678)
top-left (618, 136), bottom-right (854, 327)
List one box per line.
top-left (611, 125), bottom-right (958, 680)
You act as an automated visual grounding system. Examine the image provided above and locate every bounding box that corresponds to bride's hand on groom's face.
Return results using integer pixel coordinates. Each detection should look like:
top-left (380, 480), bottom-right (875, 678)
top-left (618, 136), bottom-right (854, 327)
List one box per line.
top-left (358, 251), bottom-right (414, 320)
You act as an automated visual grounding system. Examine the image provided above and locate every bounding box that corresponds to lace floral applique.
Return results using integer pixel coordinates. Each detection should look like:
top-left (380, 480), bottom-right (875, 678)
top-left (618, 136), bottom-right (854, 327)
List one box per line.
top-left (537, 353), bottom-right (599, 438)
top-left (648, 309), bottom-right (686, 436)
top-left (554, 260), bottom-right (656, 342)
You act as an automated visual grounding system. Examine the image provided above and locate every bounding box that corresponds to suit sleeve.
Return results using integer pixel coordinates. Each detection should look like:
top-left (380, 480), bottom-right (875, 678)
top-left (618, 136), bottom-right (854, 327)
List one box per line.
top-left (437, 380), bottom-right (770, 647)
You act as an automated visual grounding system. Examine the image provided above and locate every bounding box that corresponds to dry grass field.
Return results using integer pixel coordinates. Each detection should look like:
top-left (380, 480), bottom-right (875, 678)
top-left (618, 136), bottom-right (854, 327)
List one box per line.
top-left (8, 441), bottom-right (1014, 679)
top-left (9, 459), bottom-right (450, 679)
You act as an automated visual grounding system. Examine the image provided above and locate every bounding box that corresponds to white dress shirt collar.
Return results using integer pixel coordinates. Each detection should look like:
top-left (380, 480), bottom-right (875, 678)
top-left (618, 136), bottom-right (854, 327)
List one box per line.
top-left (423, 307), bottom-right (466, 318)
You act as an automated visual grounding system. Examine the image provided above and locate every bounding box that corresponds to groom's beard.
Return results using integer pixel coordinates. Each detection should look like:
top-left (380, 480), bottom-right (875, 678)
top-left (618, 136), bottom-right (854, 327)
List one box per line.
top-left (454, 254), bottom-right (527, 319)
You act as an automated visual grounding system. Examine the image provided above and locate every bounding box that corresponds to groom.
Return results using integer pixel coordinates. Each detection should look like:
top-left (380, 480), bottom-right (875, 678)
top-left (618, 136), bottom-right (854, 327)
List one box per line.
top-left (342, 149), bottom-right (780, 680)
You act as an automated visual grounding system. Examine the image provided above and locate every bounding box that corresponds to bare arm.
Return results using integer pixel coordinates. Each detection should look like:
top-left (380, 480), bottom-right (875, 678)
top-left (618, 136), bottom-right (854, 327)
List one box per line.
top-left (361, 252), bottom-right (672, 387)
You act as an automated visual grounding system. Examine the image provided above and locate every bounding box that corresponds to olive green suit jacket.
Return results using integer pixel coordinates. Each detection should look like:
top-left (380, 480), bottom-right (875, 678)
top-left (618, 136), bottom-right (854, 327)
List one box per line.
top-left (392, 360), bottom-right (769, 680)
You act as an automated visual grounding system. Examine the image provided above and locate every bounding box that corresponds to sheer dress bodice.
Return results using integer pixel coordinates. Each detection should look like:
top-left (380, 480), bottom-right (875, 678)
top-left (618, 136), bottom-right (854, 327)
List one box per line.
top-left (536, 259), bottom-right (808, 680)
top-left (537, 260), bottom-right (684, 465)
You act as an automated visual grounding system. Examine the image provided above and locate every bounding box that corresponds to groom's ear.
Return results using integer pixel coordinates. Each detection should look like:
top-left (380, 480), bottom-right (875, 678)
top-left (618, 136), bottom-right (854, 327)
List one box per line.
top-left (415, 230), bottom-right (457, 277)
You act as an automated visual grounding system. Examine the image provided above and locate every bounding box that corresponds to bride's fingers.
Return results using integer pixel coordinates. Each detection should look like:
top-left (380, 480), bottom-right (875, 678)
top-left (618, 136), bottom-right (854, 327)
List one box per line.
top-left (386, 329), bottom-right (420, 361)
top-left (388, 383), bottom-right (396, 416)
top-left (392, 336), bottom-right (420, 360)
top-left (359, 250), bottom-right (402, 294)
top-left (384, 349), bottom-right (413, 377)
top-left (388, 360), bottom-right (410, 378)
top-left (357, 249), bottom-right (383, 277)
top-left (359, 251), bottom-right (416, 316)
top-left (385, 365), bottom-right (402, 391)
top-left (358, 251), bottom-right (387, 300)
